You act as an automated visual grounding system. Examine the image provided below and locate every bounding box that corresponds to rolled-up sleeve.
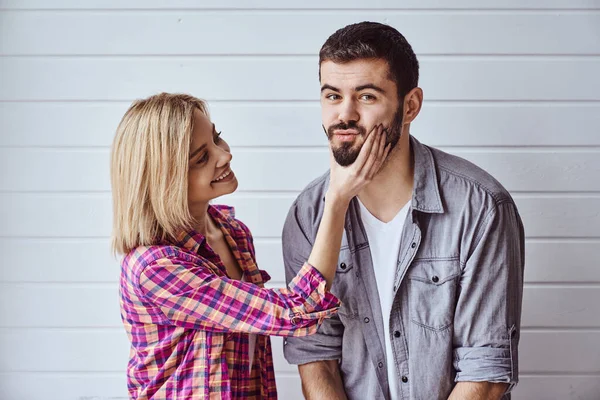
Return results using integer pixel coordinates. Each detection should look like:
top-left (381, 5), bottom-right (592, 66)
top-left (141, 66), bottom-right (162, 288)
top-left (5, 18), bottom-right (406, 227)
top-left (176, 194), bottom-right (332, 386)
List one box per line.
top-left (453, 201), bottom-right (525, 391)
top-left (138, 257), bottom-right (339, 336)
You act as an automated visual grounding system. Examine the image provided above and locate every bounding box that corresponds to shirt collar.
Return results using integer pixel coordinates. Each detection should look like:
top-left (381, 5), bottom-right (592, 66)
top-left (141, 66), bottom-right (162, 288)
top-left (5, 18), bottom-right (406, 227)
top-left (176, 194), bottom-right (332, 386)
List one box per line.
top-left (172, 205), bottom-right (236, 253)
top-left (410, 135), bottom-right (444, 214)
top-left (321, 136), bottom-right (445, 214)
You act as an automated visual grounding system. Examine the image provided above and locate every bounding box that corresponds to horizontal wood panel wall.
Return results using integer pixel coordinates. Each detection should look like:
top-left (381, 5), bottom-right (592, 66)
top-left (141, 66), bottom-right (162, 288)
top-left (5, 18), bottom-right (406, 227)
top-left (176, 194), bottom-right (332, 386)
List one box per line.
top-left (0, 2), bottom-right (598, 399)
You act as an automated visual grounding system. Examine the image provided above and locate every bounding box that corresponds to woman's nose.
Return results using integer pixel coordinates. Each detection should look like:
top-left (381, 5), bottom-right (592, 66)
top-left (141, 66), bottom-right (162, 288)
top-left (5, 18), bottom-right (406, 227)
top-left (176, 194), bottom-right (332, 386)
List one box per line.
top-left (216, 145), bottom-right (233, 167)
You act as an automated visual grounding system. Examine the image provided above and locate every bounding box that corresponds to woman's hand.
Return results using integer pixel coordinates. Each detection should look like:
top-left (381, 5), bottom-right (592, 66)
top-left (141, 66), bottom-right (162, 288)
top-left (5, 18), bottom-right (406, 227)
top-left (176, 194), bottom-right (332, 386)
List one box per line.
top-left (327, 124), bottom-right (390, 205)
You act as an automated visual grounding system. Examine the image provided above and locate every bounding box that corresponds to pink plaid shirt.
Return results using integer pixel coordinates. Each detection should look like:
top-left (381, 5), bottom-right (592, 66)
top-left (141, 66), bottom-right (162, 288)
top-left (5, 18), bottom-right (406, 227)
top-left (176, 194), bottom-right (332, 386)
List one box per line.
top-left (119, 205), bottom-right (340, 399)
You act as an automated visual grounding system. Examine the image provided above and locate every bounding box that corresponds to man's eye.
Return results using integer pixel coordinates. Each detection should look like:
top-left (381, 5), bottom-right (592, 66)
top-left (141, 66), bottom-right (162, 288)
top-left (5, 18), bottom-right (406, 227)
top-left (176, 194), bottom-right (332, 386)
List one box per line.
top-left (326, 94), bottom-right (340, 100)
top-left (360, 94), bottom-right (376, 101)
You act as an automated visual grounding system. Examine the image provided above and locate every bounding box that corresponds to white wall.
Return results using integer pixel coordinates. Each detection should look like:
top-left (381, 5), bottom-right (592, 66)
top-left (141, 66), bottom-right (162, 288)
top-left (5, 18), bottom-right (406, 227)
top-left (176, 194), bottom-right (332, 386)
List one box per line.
top-left (1, 1), bottom-right (599, 399)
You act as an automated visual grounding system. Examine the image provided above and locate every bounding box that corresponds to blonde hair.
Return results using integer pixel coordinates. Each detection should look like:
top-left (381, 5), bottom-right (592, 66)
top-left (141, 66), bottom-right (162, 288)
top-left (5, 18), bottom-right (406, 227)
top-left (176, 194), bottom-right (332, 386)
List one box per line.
top-left (110, 93), bottom-right (209, 255)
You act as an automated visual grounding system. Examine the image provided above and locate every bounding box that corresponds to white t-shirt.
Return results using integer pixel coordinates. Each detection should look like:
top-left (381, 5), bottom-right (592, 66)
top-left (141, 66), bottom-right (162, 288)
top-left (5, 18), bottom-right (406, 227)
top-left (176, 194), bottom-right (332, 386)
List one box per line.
top-left (357, 198), bottom-right (411, 400)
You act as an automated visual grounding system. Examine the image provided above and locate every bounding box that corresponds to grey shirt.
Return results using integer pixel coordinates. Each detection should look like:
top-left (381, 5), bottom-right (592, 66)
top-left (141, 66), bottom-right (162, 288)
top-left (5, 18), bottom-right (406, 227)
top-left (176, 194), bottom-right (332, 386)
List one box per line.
top-left (282, 136), bottom-right (525, 400)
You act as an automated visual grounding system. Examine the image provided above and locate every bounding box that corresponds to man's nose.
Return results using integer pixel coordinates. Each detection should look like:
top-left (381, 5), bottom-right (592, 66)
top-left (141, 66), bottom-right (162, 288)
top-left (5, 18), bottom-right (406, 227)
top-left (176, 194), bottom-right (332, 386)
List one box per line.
top-left (338, 100), bottom-right (359, 123)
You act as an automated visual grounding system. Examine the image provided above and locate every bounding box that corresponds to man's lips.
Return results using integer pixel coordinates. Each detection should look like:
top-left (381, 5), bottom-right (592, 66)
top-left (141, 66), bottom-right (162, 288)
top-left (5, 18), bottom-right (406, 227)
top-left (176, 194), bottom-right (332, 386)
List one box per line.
top-left (333, 129), bottom-right (360, 135)
top-left (333, 130), bottom-right (360, 142)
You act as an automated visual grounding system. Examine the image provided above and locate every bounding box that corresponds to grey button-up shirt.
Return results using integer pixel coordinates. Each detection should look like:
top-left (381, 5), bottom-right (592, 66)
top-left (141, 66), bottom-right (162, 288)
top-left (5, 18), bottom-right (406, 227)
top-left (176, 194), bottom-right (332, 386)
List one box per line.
top-left (282, 136), bottom-right (525, 400)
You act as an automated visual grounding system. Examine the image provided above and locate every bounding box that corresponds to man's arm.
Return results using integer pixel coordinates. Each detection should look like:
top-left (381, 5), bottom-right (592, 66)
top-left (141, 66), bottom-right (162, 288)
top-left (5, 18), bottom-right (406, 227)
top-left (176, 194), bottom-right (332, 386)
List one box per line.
top-left (282, 198), bottom-right (348, 398)
top-left (299, 360), bottom-right (348, 400)
top-left (453, 201), bottom-right (525, 393)
top-left (448, 382), bottom-right (509, 400)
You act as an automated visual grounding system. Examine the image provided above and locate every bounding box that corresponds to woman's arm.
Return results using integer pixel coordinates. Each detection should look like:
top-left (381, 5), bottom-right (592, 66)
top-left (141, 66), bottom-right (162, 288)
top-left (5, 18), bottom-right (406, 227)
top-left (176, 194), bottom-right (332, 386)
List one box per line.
top-left (134, 125), bottom-right (389, 336)
top-left (136, 256), bottom-right (338, 336)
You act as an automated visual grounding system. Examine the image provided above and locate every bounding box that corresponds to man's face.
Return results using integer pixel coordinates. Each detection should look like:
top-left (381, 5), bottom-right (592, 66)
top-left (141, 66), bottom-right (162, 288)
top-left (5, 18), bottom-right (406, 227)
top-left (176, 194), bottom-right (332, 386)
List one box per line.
top-left (320, 58), bottom-right (402, 166)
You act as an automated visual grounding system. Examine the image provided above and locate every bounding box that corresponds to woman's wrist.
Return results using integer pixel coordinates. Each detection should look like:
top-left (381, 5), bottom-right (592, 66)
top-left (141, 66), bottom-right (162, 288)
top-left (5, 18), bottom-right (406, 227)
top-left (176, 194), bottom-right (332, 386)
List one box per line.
top-left (324, 190), bottom-right (352, 210)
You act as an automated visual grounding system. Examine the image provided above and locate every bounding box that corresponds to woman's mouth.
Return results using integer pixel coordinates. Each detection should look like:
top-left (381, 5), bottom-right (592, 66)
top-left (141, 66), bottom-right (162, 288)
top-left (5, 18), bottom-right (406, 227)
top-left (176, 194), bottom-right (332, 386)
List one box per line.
top-left (212, 168), bottom-right (235, 183)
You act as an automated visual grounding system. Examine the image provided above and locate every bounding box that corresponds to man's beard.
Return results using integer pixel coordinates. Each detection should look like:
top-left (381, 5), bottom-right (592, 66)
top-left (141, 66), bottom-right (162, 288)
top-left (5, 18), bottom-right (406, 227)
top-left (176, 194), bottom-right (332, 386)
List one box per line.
top-left (324, 110), bottom-right (403, 167)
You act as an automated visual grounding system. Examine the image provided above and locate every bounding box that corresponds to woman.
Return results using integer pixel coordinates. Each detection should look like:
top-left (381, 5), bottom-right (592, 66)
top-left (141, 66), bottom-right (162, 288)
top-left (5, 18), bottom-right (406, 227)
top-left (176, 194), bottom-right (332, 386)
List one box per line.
top-left (111, 93), bottom-right (389, 399)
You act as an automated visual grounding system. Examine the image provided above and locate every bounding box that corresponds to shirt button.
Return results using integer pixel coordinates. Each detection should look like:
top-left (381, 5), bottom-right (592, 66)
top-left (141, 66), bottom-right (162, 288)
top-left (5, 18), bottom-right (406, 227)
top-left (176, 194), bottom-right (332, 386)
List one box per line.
top-left (340, 262), bottom-right (347, 270)
top-left (432, 276), bottom-right (439, 283)
top-left (411, 242), bottom-right (416, 249)
top-left (364, 317), bottom-right (370, 323)
top-left (394, 331), bottom-right (401, 338)
top-left (402, 376), bottom-right (408, 383)
top-left (378, 362), bottom-right (384, 368)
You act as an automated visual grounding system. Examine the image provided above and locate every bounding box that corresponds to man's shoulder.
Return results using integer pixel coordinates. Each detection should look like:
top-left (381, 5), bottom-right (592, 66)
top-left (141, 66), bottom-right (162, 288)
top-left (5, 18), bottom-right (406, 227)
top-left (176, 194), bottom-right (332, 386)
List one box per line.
top-left (296, 170), bottom-right (330, 202)
top-left (292, 170), bottom-right (330, 215)
top-left (282, 171), bottom-right (329, 242)
top-left (428, 145), bottom-right (513, 206)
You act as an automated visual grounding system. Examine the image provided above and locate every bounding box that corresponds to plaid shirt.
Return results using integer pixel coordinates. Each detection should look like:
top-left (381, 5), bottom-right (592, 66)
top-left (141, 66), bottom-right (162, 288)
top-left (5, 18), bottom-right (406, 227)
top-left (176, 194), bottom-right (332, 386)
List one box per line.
top-left (119, 205), bottom-right (340, 399)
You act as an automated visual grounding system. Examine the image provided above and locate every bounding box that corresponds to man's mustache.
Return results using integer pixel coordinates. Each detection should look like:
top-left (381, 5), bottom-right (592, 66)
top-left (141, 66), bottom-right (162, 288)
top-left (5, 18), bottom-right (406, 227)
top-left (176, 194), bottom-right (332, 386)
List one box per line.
top-left (326, 122), bottom-right (367, 138)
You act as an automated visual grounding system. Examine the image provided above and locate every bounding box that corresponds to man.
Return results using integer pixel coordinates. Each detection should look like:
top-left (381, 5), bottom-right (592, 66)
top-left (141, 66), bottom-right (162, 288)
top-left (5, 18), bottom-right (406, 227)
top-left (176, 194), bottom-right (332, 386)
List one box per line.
top-left (282, 22), bottom-right (524, 400)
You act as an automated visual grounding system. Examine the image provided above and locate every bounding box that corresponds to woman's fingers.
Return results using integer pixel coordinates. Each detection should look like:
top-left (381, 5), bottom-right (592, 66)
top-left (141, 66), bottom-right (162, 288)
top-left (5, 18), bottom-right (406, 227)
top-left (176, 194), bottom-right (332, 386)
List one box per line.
top-left (352, 124), bottom-right (382, 171)
top-left (359, 125), bottom-right (388, 180)
top-left (370, 132), bottom-right (389, 178)
top-left (359, 127), bottom-right (383, 177)
top-left (327, 123), bottom-right (391, 203)
top-left (367, 142), bottom-right (391, 181)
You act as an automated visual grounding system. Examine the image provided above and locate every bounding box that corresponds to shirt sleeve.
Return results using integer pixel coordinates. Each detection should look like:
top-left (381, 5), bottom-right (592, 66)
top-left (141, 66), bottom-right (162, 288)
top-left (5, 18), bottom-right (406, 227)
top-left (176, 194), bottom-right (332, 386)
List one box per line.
top-left (281, 200), bottom-right (345, 365)
top-left (453, 201), bottom-right (525, 392)
top-left (138, 256), bottom-right (340, 337)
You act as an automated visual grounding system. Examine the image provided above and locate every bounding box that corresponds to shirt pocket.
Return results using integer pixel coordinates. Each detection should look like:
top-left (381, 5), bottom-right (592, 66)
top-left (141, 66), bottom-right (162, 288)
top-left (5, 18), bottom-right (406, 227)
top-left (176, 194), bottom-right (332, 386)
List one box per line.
top-left (407, 259), bottom-right (460, 332)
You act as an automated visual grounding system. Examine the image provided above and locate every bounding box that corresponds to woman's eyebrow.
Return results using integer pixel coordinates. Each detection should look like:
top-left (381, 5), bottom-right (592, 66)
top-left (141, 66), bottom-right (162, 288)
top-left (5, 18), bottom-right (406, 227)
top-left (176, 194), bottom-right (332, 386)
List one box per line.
top-left (190, 143), bottom-right (207, 159)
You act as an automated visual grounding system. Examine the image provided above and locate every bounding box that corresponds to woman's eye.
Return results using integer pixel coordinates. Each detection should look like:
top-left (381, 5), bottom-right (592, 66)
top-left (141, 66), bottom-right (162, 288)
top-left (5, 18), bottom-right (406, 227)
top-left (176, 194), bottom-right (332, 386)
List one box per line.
top-left (197, 153), bottom-right (208, 164)
top-left (214, 131), bottom-right (223, 143)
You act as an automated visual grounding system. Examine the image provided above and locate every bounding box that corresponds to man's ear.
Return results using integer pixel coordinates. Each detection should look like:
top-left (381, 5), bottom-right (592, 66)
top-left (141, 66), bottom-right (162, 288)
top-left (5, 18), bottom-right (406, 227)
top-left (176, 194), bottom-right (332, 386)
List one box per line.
top-left (402, 87), bottom-right (423, 125)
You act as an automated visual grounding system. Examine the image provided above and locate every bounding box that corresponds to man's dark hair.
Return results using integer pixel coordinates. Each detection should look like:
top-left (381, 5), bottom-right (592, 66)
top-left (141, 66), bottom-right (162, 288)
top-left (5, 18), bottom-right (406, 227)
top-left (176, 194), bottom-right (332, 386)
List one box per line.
top-left (319, 21), bottom-right (419, 101)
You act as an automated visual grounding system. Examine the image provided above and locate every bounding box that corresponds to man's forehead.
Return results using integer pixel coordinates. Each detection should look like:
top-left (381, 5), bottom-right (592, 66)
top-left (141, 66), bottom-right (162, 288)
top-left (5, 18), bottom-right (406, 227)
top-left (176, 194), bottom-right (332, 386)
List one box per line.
top-left (320, 59), bottom-right (393, 86)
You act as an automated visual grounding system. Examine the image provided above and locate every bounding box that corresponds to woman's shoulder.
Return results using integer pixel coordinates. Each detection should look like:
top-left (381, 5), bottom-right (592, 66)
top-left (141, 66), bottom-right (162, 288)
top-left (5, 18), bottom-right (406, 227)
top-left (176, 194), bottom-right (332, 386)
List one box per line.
top-left (121, 244), bottom-right (190, 276)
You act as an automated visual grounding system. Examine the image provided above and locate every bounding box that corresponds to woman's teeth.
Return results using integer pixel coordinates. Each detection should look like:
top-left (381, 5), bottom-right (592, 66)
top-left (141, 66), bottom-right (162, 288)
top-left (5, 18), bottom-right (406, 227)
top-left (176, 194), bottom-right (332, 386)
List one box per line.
top-left (213, 170), bottom-right (231, 182)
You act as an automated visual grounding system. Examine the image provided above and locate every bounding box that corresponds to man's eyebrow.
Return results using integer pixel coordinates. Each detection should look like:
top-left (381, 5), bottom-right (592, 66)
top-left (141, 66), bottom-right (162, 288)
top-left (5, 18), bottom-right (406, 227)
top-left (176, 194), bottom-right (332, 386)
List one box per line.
top-left (355, 84), bottom-right (386, 93)
top-left (321, 84), bottom-right (340, 92)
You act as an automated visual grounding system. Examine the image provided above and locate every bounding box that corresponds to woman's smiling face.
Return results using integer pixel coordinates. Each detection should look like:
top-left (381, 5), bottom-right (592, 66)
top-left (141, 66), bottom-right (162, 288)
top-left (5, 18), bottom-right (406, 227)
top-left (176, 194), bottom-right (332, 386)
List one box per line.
top-left (187, 109), bottom-right (238, 207)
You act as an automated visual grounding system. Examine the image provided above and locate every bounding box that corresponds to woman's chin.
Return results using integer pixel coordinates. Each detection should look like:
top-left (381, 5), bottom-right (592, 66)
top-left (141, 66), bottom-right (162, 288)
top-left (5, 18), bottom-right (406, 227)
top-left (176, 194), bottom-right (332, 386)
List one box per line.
top-left (212, 177), bottom-right (239, 199)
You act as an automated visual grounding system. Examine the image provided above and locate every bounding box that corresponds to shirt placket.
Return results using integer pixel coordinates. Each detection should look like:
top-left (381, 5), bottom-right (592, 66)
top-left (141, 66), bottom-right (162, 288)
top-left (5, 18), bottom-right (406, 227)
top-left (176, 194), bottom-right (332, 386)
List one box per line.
top-left (390, 212), bottom-right (421, 400)
top-left (346, 199), bottom-right (392, 400)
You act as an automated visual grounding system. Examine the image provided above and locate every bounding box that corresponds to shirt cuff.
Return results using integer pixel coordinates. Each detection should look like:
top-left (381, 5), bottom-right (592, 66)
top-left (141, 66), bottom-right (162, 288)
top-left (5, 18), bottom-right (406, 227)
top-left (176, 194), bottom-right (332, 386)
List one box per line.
top-left (454, 346), bottom-right (516, 391)
top-left (288, 262), bottom-right (340, 316)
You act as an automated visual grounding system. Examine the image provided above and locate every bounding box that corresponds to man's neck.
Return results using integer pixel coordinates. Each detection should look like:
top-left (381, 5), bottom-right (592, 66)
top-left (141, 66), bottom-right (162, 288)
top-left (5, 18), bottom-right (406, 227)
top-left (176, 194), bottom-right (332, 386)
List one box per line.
top-left (357, 134), bottom-right (414, 223)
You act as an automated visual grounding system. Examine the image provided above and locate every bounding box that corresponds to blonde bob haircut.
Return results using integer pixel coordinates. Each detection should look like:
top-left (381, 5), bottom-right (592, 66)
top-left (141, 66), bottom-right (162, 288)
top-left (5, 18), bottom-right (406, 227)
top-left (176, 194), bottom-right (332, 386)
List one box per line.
top-left (110, 93), bottom-right (209, 255)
